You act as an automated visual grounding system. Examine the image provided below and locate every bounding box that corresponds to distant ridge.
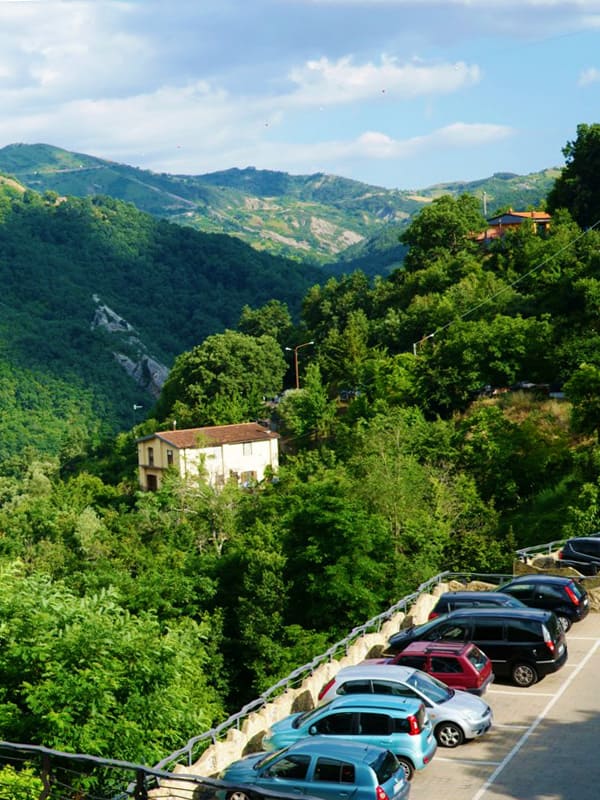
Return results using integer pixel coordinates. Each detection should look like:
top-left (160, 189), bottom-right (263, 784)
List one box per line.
top-left (0, 143), bottom-right (559, 274)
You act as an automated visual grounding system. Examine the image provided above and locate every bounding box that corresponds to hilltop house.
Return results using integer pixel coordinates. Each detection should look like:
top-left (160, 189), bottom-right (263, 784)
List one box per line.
top-left (473, 208), bottom-right (552, 244)
top-left (137, 422), bottom-right (279, 491)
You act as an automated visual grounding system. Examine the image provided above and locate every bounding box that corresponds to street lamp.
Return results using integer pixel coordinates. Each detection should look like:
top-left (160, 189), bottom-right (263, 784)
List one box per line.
top-left (132, 403), bottom-right (143, 428)
top-left (285, 340), bottom-right (314, 389)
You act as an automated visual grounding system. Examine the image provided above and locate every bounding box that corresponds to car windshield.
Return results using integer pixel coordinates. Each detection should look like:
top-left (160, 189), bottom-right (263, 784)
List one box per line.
top-left (405, 669), bottom-right (453, 703)
top-left (502, 596), bottom-right (528, 608)
top-left (255, 748), bottom-right (288, 769)
top-left (293, 702), bottom-right (331, 728)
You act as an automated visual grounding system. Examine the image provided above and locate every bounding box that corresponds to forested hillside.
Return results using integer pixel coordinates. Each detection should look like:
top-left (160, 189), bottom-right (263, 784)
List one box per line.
top-left (0, 179), bottom-right (322, 459)
top-left (0, 143), bottom-right (556, 273)
top-left (1, 123), bottom-right (600, 790)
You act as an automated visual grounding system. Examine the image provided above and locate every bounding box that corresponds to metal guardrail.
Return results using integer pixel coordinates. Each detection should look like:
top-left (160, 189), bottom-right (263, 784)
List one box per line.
top-left (515, 539), bottom-right (565, 560)
top-left (154, 571), bottom-right (512, 772)
top-left (0, 741), bottom-right (324, 800)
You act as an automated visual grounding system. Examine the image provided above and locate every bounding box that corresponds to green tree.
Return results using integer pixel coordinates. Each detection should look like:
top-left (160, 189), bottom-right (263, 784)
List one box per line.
top-left (547, 123), bottom-right (600, 229)
top-left (564, 362), bottom-right (600, 440)
top-left (276, 363), bottom-right (337, 445)
top-left (155, 330), bottom-right (287, 425)
top-left (0, 563), bottom-right (223, 763)
top-left (400, 194), bottom-right (487, 271)
top-left (238, 299), bottom-right (294, 346)
top-left (0, 765), bottom-right (43, 800)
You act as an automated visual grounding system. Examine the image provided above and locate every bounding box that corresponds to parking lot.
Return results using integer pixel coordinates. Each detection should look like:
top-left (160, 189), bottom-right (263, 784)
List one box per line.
top-left (410, 611), bottom-right (600, 800)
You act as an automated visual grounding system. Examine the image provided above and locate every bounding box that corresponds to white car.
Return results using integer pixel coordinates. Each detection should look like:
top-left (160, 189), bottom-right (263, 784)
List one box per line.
top-left (318, 663), bottom-right (492, 748)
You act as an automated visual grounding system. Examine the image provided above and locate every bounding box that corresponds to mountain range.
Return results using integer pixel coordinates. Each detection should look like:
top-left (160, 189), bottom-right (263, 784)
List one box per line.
top-left (0, 143), bottom-right (562, 460)
top-left (0, 143), bottom-right (559, 276)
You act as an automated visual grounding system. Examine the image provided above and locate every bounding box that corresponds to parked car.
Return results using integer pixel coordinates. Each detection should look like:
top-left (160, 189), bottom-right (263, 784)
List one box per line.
top-left (386, 607), bottom-right (567, 687)
top-left (220, 738), bottom-right (410, 800)
top-left (317, 663), bottom-right (492, 748)
top-left (380, 641), bottom-right (494, 696)
top-left (261, 694), bottom-right (437, 781)
top-left (428, 591), bottom-right (528, 620)
top-left (495, 574), bottom-right (589, 632)
top-left (557, 536), bottom-right (600, 576)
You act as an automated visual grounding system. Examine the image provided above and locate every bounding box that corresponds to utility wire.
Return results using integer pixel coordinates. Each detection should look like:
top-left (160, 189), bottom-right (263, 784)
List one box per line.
top-left (413, 218), bottom-right (600, 353)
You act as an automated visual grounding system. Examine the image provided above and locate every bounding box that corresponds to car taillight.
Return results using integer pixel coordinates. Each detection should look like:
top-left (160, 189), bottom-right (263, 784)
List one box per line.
top-left (558, 549), bottom-right (564, 560)
top-left (565, 585), bottom-right (580, 605)
top-left (376, 786), bottom-right (390, 800)
top-left (428, 611), bottom-right (439, 620)
top-left (408, 714), bottom-right (420, 735)
top-left (318, 678), bottom-right (336, 701)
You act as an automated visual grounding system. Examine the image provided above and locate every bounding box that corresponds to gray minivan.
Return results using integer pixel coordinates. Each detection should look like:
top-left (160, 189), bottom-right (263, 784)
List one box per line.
top-left (387, 607), bottom-right (567, 687)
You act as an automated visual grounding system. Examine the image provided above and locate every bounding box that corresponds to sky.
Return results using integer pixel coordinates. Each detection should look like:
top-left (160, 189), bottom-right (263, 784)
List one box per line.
top-left (0, 1), bottom-right (599, 190)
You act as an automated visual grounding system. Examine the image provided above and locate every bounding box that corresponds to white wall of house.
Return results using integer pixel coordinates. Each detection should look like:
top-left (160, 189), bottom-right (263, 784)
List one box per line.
top-left (138, 433), bottom-right (279, 490)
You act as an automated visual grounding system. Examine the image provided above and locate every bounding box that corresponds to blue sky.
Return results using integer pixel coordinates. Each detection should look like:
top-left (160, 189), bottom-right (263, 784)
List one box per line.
top-left (0, 0), bottom-right (599, 189)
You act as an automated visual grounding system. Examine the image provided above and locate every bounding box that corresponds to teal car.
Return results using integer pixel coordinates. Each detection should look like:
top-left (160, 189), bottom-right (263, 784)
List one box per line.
top-left (261, 695), bottom-right (436, 780)
top-left (220, 737), bottom-right (410, 800)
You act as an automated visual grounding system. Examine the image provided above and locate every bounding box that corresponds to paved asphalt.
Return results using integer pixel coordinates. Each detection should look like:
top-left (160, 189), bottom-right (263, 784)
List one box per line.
top-left (410, 612), bottom-right (600, 800)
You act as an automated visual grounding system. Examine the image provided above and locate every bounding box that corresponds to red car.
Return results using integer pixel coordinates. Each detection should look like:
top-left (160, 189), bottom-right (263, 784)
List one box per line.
top-left (381, 640), bottom-right (494, 696)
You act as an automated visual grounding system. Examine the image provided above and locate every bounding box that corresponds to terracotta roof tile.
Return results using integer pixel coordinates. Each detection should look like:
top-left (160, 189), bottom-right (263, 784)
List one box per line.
top-left (152, 422), bottom-right (279, 449)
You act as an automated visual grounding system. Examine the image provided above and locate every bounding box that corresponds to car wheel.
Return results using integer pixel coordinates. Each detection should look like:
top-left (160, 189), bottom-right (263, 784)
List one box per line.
top-left (435, 721), bottom-right (465, 748)
top-left (512, 662), bottom-right (538, 687)
top-left (395, 757), bottom-right (414, 781)
top-left (557, 615), bottom-right (572, 633)
top-left (227, 792), bottom-right (251, 800)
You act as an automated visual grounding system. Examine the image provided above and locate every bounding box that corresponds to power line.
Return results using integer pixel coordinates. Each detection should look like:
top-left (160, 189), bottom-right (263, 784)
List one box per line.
top-left (412, 219), bottom-right (600, 354)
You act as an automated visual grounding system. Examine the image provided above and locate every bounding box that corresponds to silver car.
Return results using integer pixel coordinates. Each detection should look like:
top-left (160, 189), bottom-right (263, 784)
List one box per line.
top-left (318, 663), bottom-right (492, 748)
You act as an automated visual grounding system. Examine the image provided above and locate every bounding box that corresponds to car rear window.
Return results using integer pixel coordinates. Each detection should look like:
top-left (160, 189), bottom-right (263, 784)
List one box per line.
top-left (544, 614), bottom-right (561, 641)
top-left (466, 646), bottom-right (489, 671)
top-left (506, 619), bottom-right (539, 642)
top-left (387, 706), bottom-right (426, 734)
top-left (370, 750), bottom-right (400, 784)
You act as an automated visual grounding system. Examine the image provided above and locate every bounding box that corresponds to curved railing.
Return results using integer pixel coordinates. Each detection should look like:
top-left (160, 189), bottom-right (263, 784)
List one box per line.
top-left (154, 570), bottom-right (511, 772)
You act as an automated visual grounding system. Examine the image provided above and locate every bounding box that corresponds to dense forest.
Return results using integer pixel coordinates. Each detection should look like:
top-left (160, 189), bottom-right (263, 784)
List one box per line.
top-left (1, 123), bottom-right (600, 787)
top-left (0, 177), bottom-right (323, 460)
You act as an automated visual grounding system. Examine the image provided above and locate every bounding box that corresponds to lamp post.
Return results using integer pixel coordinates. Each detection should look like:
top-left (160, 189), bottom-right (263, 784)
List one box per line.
top-left (285, 340), bottom-right (314, 389)
top-left (132, 403), bottom-right (143, 428)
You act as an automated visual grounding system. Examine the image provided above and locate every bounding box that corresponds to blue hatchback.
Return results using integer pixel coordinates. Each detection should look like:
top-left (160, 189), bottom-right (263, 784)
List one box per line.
top-left (220, 737), bottom-right (410, 800)
top-left (261, 695), bottom-right (436, 781)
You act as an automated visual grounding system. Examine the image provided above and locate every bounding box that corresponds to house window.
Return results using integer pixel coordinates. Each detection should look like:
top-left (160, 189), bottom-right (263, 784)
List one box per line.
top-left (167, 449), bottom-right (174, 466)
top-left (146, 474), bottom-right (158, 491)
top-left (148, 447), bottom-right (154, 467)
top-left (242, 442), bottom-right (253, 456)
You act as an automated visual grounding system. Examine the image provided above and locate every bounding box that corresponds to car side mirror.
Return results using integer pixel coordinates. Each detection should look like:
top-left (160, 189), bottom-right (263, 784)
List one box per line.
top-left (309, 725), bottom-right (317, 736)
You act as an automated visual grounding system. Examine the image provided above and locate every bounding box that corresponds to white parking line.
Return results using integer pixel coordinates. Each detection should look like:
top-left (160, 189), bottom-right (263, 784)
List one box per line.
top-left (488, 689), bottom-right (554, 696)
top-left (471, 639), bottom-right (600, 800)
top-left (434, 757), bottom-right (503, 767)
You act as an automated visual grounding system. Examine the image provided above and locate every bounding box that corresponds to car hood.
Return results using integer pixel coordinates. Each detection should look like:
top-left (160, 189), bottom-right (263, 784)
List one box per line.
top-left (263, 712), bottom-right (304, 748)
top-left (388, 629), bottom-right (414, 650)
top-left (221, 752), bottom-right (266, 781)
top-left (443, 689), bottom-right (490, 716)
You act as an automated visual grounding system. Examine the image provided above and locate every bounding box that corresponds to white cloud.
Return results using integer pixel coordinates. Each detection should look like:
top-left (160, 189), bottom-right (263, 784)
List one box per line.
top-left (578, 66), bottom-right (600, 85)
top-left (287, 56), bottom-right (481, 106)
